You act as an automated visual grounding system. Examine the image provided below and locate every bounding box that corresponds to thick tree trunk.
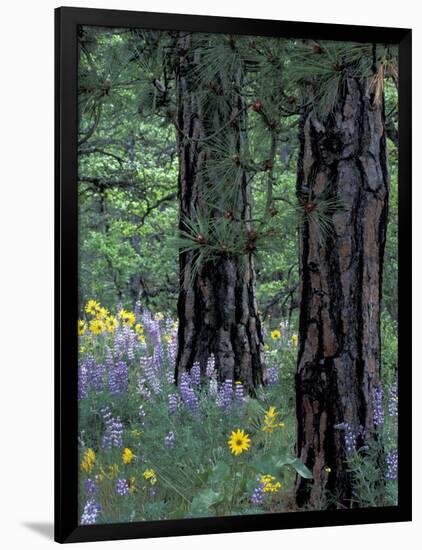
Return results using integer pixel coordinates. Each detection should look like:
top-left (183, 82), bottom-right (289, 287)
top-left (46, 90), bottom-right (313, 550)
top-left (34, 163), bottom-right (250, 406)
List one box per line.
top-left (295, 77), bottom-right (389, 507)
top-left (174, 35), bottom-right (265, 391)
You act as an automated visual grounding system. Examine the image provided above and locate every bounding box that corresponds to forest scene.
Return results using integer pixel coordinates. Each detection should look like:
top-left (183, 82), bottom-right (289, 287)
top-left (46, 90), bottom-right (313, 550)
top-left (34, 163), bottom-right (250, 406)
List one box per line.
top-left (77, 25), bottom-right (399, 525)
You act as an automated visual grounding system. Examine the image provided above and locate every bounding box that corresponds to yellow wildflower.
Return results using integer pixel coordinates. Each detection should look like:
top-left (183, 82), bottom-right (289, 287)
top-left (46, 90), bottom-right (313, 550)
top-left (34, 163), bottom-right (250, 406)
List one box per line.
top-left (122, 447), bottom-right (134, 465)
top-left (291, 334), bottom-right (298, 347)
top-left (78, 319), bottom-right (87, 336)
top-left (260, 474), bottom-right (282, 493)
top-left (138, 334), bottom-right (145, 344)
top-left (119, 309), bottom-right (136, 327)
top-left (143, 469), bottom-right (157, 485)
top-left (135, 323), bottom-right (144, 335)
top-left (80, 448), bottom-right (95, 473)
top-left (164, 334), bottom-right (173, 344)
top-left (79, 346), bottom-right (86, 354)
top-left (228, 429), bottom-right (251, 456)
top-left (96, 306), bottom-right (109, 319)
top-left (105, 316), bottom-right (118, 333)
top-left (271, 329), bottom-right (281, 340)
top-left (85, 300), bottom-right (100, 315)
top-left (90, 318), bottom-right (105, 335)
top-left (263, 406), bottom-right (285, 433)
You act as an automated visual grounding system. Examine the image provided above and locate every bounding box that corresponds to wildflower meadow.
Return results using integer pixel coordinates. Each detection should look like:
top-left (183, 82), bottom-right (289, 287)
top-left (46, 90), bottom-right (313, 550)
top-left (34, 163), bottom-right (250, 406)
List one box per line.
top-left (78, 301), bottom-right (398, 524)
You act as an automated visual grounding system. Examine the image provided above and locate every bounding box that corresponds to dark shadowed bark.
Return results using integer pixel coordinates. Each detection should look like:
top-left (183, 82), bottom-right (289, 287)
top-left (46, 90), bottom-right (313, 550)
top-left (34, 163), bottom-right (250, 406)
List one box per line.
top-left (295, 77), bottom-right (389, 507)
top-left (174, 34), bottom-right (265, 391)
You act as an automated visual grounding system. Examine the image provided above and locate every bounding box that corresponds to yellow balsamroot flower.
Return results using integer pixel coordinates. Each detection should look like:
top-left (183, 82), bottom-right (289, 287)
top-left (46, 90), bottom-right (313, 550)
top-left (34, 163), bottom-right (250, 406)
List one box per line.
top-left (105, 316), bottom-right (118, 333)
top-left (96, 306), bottom-right (109, 320)
top-left (271, 329), bottom-right (281, 340)
top-left (85, 300), bottom-right (100, 315)
top-left (78, 319), bottom-right (87, 336)
top-left (80, 448), bottom-right (95, 473)
top-left (143, 468), bottom-right (157, 485)
top-left (122, 447), bottom-right (134, 465)
top-left (291, 334), bottom-right (298, 347)
top-left (263, 406), bottom-right (285, 433)
top-left (90, 318), bottom-right (105, 335)
top-left (135, 323), bottom-right (144, 335)
top-left (228, 429), bottom-right (251, 456)
top-left (138, 335), bottom-right (145, 344)
top-left (119, 309), bottom-right (136, 327)
top-left (260, 474), bottom-right (282, 493)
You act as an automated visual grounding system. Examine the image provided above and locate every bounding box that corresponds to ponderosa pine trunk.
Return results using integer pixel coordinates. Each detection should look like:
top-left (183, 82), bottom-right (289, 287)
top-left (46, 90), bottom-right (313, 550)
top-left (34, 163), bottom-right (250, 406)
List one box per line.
top-left (174, 34), bottom-right (265, 391)
top-left (295, 77), bottom-right (389, 508)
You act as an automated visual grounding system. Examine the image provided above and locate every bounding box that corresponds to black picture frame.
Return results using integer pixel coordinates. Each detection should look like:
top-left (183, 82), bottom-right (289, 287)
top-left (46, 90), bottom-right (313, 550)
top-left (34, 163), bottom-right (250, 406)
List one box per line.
top-left (55, 6), bottom-right (412, 543)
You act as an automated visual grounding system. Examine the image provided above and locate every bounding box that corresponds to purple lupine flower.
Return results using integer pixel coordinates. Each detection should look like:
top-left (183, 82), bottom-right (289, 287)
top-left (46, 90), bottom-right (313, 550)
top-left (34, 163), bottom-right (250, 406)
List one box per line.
top-left (78, 355), bottom-right (104, 398)
top-left (104, 346), bottom-right (114, 371)
top-left (141, 356), bottom-right (162, 396)
top-left (168, 393), bottom-right (178, 415)
top-left (251, 477), bottom-right (265, 506)
top-left (116, 478), bottom-right (130, 496)
top-left (179, 372), bottom-right (199, 414)
top-left (191, 362), bottom-right (201, 385)
top-left (209, 375), bottom-right (218, 397)
top-left (165, 431), bottom-right (175, 449)
top-left (80, 499), bottom-right (101, 525)
top-left (234, 382), bottom-right (245, 405)
top-left (90, 363), bottom-right (105, 392)
top-left (217, 379), bottom-right (233, 412)
top-left (165, 366), bottom-right (176, 385)
top-left (78, 361), bottom-right (89, 400)
top-left (267, 366), bottom-right (279, 385)
top-left (127, 331), bottom-right (136, 361)
top-left (386, 449), bottom-right (398, 480)
top-left (388, 381), bottom-right (398, 417)
top-left (167, 338), bottom-right (177, 367)
top-left (335, 422), bottom-right (364, 454)
top-left (108, 360), bottom-right (128, 395)
top-left (134, 300), bottom-right (142, 321)
top-left (143, 313), bottom-right (163, 361)
top-left (113, 328), bottom-right (126, 358)
top-left (373, 386), bottom-right (384, 427)
top-left (206, 355), bottom-right (215, 378)
top-left (85, 478), bottom-right (97, 498)
top-left (101, 407), bottom-right (124, 450)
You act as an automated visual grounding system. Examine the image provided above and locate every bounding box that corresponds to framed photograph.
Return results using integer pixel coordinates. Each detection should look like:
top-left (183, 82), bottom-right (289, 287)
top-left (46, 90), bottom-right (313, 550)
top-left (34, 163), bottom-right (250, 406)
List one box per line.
top-left (55, 6), bottom-right (412, 543)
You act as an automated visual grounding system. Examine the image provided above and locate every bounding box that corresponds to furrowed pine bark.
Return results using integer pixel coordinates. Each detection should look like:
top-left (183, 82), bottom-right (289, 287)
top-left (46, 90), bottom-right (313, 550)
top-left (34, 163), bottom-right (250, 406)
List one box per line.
top-left (295, 77), bottom-right (389, 507)
top-left (174, 34), bottom-right (265, 391)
